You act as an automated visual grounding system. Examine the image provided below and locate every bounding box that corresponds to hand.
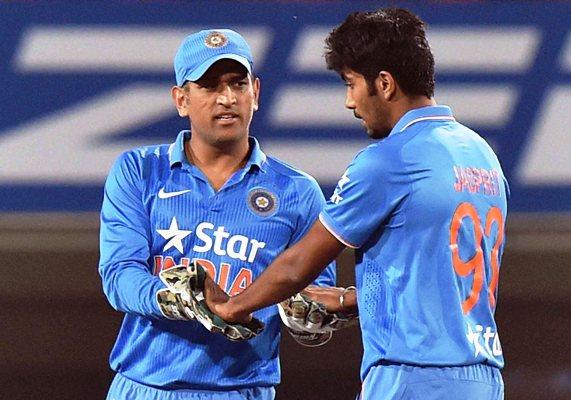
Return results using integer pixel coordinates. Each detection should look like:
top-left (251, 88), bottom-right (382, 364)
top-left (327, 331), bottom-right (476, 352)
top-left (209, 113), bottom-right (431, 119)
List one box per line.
top-left (202, 272), bottom-right (230, 305)
top-left (202, 274), bottom-right (253, 324)
top-left (301, 285), bottom-right (346, 313)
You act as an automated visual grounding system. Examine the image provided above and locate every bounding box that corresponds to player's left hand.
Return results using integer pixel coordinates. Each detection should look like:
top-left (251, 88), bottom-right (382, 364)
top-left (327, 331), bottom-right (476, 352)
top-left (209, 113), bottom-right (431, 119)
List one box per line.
top-left (301, 285), bottom-right (345, 313)
top-left (278, 287), bottom-right (358, 330)
top-left (302, 285), bottom-right (358, 315)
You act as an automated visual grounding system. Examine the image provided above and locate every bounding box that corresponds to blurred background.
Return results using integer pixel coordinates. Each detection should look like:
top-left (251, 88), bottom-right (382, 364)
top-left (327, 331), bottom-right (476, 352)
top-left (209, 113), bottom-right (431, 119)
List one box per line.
top-left (1, 1), bottom-right (570, 399)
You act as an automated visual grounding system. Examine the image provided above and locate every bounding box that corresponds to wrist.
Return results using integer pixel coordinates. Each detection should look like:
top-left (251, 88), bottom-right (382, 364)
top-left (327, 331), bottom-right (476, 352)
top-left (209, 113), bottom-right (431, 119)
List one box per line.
top-left (225, 295), bottom-right (252, 323)
top-left (338, 286), bottom-right (356, 314)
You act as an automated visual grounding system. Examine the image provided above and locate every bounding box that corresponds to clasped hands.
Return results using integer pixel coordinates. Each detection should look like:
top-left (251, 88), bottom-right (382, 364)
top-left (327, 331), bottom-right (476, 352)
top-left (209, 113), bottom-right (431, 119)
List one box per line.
top-left (202, 274), bottom-right (353, 323)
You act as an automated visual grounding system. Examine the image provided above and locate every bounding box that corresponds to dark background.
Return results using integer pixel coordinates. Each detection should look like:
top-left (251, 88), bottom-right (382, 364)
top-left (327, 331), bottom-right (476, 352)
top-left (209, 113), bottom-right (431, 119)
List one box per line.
top-left (1, 213), bottom-right (570, 400)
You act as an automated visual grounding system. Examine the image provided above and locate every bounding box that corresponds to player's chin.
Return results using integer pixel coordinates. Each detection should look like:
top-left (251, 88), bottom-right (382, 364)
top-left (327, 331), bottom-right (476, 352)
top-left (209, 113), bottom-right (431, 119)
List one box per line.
top-left (365, 125), bottom-right (390, 140)
top-left (213, 118), bottom-right (244, 131)
top-left (212, 128), bottom-right (247, 144)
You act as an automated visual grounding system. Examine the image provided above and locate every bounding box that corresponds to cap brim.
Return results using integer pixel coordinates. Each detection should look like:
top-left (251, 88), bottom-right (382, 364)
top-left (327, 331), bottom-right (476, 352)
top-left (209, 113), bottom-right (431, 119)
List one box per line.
top-left (186, 54), bottom-right (252, 82)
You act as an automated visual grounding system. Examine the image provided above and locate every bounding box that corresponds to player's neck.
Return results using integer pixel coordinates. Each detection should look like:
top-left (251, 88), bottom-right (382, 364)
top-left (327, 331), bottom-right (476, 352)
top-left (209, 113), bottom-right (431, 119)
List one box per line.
top-left (390, 96), bottom-right (436, 127)
top-left (185, 138), bottom-right (250, 191)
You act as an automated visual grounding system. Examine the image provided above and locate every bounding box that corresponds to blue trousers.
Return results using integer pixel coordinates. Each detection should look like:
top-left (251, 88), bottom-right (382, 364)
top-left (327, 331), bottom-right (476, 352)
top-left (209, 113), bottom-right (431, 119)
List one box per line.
top-left (359, 363), bottom-right (504, 400)
top-left (107, 373), bottom-right (276, 400)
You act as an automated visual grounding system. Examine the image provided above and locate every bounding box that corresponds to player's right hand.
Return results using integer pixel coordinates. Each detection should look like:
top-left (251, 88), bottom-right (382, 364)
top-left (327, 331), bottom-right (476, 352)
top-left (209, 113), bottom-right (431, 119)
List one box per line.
top-left (203, 275), bottom-right (254, 324)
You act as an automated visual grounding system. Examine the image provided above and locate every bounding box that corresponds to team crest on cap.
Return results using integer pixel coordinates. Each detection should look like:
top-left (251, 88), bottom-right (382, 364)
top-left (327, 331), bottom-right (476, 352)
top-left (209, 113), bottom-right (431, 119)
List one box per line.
top-left (247, 188), bottom-right (278, 217)
top-left (204, 32), bottom-right (228, 48)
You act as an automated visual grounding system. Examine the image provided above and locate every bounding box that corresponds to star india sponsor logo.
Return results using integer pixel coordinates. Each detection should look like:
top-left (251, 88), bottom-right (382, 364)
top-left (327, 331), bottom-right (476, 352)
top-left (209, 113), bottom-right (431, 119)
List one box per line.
top-left (157, 217), bottom-right (266, 263)
top-left (153, 256), bottom-right (253, 295)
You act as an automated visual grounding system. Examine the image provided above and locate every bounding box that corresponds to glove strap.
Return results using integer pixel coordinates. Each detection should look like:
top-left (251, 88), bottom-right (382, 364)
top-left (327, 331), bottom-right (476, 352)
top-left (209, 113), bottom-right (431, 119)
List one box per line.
top-left (339, 286), bottom-right (356, 311)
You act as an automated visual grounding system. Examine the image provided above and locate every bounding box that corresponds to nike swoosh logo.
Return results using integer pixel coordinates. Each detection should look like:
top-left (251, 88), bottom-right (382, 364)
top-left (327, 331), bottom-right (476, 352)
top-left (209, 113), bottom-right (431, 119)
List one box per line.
top-left (158, 188), bottom-right (191, 199)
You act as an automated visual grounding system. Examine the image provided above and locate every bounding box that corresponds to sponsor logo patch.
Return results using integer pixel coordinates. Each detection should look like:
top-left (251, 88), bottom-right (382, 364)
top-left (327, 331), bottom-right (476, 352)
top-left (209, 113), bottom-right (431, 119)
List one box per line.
top-left (158, 187), bottom-right (191, 199)
top-left (247, 187), bottom-right (278, 217)
top-left (204, 31), bottom-right (228, 48)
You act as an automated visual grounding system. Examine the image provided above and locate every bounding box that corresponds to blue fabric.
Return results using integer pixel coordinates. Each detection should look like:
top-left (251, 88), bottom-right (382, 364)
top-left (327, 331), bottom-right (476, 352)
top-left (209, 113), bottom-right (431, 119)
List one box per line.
top-left (321, 105), bottom-right (509, 380)
top-left (99, 131), bottom-right (335, 390)
top-left (359, 363), bottom-right (503, 400)
top-left (107, 373), bottom-right (276, 400)
top-left (174, 29), bottom-right (254, 85)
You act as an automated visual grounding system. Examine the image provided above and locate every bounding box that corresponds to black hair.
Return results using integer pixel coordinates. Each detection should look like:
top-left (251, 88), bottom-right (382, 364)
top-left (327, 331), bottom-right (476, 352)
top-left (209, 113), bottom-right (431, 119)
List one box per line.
top-left (325, 8), bottom-right (435, 97)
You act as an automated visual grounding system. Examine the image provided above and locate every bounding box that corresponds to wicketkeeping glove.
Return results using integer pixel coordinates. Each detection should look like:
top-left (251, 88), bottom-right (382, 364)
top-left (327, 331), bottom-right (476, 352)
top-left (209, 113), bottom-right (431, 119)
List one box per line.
top-left (278, 292), bottom-right (358, 347)
top-left (157, 262), bottom-right (264, 341)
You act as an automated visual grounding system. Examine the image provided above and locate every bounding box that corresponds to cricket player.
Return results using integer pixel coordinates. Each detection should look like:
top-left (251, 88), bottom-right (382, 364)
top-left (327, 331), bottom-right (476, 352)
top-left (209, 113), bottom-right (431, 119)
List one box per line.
top-left (208, 9), bottom-right (509, 400)
top-left (98, 28), bottom-right (335, 399)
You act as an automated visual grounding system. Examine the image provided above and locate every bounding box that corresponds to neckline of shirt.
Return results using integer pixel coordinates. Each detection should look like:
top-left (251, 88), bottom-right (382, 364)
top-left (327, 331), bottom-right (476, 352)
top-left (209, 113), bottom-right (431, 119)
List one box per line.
top-left (399, 115), bottom-right (456, 132)
top-left (168, 130), bottom-right (267, 173)
top-left (390, 105), bottom-right (455, 136)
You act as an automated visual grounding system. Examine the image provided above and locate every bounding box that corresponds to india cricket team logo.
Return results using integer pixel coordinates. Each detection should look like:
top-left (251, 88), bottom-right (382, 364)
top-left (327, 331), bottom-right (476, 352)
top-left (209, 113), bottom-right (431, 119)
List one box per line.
top-left (247, 188), bottom-right (278, 217)
top-left (204, 32), bottom-right (228, 48)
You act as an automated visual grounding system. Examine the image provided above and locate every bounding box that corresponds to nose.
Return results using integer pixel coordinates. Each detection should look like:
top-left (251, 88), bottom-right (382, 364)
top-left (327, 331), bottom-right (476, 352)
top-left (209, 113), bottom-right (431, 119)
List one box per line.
top-left (217, 85), bottom-right (237, 106)
top-left (344, 90), bottom-right (355, 110)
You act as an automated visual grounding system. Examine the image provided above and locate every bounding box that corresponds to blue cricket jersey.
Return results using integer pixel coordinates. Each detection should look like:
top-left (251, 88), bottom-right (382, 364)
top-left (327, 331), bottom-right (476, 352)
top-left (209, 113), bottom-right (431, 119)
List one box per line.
top-left (319, 106), bottom-right (509, 380)
top-left (99, 131), bottom-right (335, 390)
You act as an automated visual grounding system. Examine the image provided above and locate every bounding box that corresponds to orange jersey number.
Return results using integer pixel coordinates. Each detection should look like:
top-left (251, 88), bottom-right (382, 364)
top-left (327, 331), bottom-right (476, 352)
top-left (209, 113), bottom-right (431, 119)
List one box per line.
top-left (450, 202), bottom-right (504, 314)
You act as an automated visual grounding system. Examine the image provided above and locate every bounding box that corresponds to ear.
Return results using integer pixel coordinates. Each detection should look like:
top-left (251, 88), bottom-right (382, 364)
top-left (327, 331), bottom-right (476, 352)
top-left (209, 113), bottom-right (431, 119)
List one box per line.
top-left (171, 85), bottom-right (189, 117)
top-left (252, 76), bottom-right (261, 112)
top-left (376, 71), bottom-right (397, 101)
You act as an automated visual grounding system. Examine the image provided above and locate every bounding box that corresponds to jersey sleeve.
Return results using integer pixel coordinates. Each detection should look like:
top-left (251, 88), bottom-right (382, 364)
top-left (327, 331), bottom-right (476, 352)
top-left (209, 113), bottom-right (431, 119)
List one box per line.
top-left (98, 151), bottom-right (165, 318)
top-left (289, 176), bottom-right (336, 287)
top-left (320, 145), bottom-right (408, 249)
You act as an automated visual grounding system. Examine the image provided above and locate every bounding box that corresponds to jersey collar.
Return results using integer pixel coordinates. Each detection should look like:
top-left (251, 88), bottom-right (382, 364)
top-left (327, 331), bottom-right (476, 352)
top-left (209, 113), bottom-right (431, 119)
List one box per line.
top-left (168, 130), bottom-right (267, 172)
top-left (168, 130), bottom-right (191, 167)
top-left (389, 105), bottom-right (455, 137)
top-left (245, 137), bottom-right (268, 173)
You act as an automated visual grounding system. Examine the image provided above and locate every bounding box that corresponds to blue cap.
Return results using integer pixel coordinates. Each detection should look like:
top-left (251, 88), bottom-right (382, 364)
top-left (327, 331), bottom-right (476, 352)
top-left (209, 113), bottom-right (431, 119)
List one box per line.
top-left (174, 29), bottom-right (253, 86)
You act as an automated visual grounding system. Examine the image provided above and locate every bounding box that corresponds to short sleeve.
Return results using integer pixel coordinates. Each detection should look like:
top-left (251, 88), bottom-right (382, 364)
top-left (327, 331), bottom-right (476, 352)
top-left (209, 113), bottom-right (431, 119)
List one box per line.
top-left (320, 145), bottom-right (408, 248)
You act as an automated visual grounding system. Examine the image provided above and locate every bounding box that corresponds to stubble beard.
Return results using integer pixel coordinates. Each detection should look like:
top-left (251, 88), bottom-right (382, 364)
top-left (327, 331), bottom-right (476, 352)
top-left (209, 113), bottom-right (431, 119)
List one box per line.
top-left (363, 122), bottom-right (390, 140)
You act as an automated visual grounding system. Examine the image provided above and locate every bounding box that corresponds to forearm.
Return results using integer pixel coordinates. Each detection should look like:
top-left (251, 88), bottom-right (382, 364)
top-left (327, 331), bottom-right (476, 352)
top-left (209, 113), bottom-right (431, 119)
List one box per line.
top-left (99, 216), bottom-right (163, 318)
top-left (100, 260), bottom-right (165, 318)
top-left (229, 246), bottom-right (319, 315)
top-left (225, 220), bottom-right (346, 319)
top-left (99, 176), bottom-right (162, 317)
